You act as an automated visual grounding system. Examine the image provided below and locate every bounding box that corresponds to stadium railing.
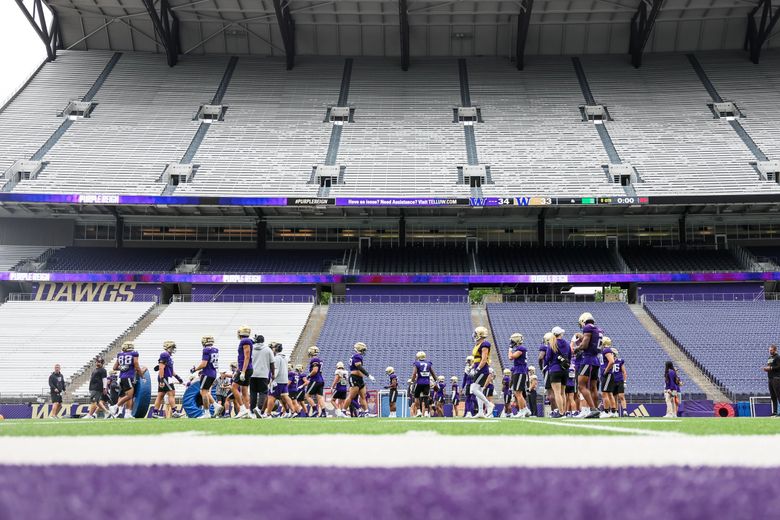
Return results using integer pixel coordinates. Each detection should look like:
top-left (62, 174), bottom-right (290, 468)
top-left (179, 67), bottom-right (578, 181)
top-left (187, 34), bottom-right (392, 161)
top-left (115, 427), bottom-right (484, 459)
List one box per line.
top-left (5, 293), bottom-right (159, 303)
top-left (172, 294), bottom-right (316, 303)
top-left (640, 293), bottom-right (767, 303)
top-left (329, 295), bottom-right (469, 304)
top-left (500, 294), bottom-right (626, 303)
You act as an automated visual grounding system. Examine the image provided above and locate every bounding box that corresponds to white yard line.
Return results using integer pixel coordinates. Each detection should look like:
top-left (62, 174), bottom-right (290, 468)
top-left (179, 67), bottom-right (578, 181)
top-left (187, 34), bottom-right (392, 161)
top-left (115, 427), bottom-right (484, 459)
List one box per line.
top-left (1, 434), bottom-right (780, 467)
top-left (526, 419), bottom-right (684, 436)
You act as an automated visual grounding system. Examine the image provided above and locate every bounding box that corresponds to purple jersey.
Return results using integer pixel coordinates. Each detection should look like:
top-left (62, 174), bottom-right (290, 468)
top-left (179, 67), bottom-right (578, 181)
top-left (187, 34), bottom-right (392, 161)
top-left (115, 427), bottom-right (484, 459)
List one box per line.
top-left (511, 344), bottom-right (528, 374)
top-left (388, 373), bottom-right (397, 387)
top-left (502, 375), bottom-right (511, 395)
top-left (350, 353), bottom-right (364, 372)
top-left (435, 382), bottom-right (445, 398)
top-left (308, 357), bottom-right (324, 383)
top-left (237, 337), bottom-right (253, 371)
top-left (451, 382), bottom-right (460, 400)
top-left (117, 351), bottom-right (138, 379)
top-left (601, 347), bottom-right (615, 372)
top-left (158, 351), bottom-right (174, 378)
top-left (288, 370), bottom-right (298, 392)
top-left (201, 346), bottom-right (219, 378)
top-left (581, 323), bottom-right (602, 366)
top-left (544, 338), bottom-right (571, 373)
top-left (665, 369), bottom-right (680, 391)
top-left (414, 360), bottom-right (433, 385)
top-left (471, 341), bottom-right (491, 376)
top-left (613, 359), bottom-right (625, 383)
top-left (538, 344), bottom-right (548, 372)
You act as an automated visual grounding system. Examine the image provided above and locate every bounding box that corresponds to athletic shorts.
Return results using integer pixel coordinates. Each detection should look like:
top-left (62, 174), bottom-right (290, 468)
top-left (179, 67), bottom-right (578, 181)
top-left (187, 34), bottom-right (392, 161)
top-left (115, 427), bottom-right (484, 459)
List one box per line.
top-left (452, 395), bottom-right (460, 405)
top-left (200, 375), bottom-right (216, 391)
top-left (295, 389), bottom-right (306, 401)
top-left (413, 384), bottom-right (430, 398)
top-left (503, 393), bottom-right (511, 405)
top-left (157, 379), bottom-right (174, 393)
top-left (565, 385), bottom-right (576, 394)
top-left (50, 392), bottom-right (63, 404)
top-left (472, 370), bottom-right (489, 387)
top-left (578, 365), bottom-right (600, 381)
top-left (613, 381), bottom-right (625, 395)
top-left (389, 388), bottom-right (398, 404)
top-left (349, 375), bottom-right (365, 389)
top-left (233, 368), bottom-right (253, 387)
top-left (272, 383), bottom-right (288, 398)
top-left (306, 381), bottom-right (324, 396)
top-left (250, 377), bottom-right (269, 394)
top-left (435, 394), bottom-right (445, 403)
top-left (486, 387), bottom-right (494, 397)
top-left (600, 373), bottom-right (616, 393)
top-left (89, 390), bottom-right (103, 403)
top-left (543, 371), bottom-right (552, 390)
top-left (119, 378), bottom-right (134, 395)
top-left (333, 389), bottom-right (347, 400)
top-left (511, 373), bottom-right (527, 395)
top-left (549, 371), bottom-right (567, 385)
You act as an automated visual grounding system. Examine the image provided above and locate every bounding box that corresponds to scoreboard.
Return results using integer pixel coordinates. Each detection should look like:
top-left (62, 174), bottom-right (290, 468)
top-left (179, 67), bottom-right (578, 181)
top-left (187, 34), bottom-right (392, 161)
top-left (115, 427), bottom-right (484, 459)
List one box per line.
top-left (474, 196), bottom-right (650, 206)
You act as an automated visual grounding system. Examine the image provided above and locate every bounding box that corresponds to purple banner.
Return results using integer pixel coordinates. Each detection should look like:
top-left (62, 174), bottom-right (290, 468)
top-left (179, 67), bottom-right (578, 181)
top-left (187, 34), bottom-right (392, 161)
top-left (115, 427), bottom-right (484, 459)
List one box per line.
top-left (2, 270), bottom-right (780, 284)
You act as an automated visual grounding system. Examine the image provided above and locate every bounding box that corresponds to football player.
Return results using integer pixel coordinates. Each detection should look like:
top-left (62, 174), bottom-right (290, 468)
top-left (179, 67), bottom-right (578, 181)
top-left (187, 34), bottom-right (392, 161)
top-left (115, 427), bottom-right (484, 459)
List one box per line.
top-left (538, 332), bottom-right (556, 414)
top-left (466, 326), bottom-right (495, 418)
top-left (412, 351), bottom-right (437, 417)
top-left (599, 337), bottom-right (617, 418)
top-left (545, 327), bottom-right (571, 419)
top-left (152, 341), bottom-right (183, 419)
top-left (331, 361), bottom-right (349, 412)
top-left (231, 325), bottom-right (254, 419)
top-left (336, 342), bottom-right (376, 417)
top-left (385, 367), bottom-right (398, 418)
top-left (507, 333), bottom-right (531, 418)
top-left (462, 356), bottom-right (474, 417)
top-left (573, 312), bottom-right (603, 419)
top-left (500, 368), bottom-right (512, 418)
top-left (407, 379), bottom-right (416, 416)
top-left (611, 348), bottom-right (628, 416)
top-left (287, 364), bottom-right (302, 416)
top-left (190, 336), bottom-right (221, 419)
top-left (265, 343), bottom-right (294, 418)
top-left (111, 341), bottom-right (146, 419)
top-left (433, 375), bottom-right (446, 417)
top-left (293, 364), bottom-right (307, 415)
top-left (450, 376), bottom-right (460, 417)
top-left (305, 346), bottom-right (327, 417)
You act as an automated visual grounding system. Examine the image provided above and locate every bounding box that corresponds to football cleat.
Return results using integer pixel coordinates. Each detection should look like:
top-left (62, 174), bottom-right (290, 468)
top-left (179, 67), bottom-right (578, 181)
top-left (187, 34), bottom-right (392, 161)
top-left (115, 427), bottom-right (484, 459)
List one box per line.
top-left (578, 312), bottom-right (594, 328)
top-left (486, 402), bottom-right (495, 417)
top-left (415, 351), bottom-right (426, 361)
top-left (307, 346), bottom-right (319, 358)
top-left (510, 333), bottom-right (524, 345)
top-left (237, 325), bottom-right (251, 337)
top-left (354, 342), bottom-right (368, 354)
top-left (213, 404), bottom-right (224, 417)
top-left (197, 413), bottom-right (211, 419)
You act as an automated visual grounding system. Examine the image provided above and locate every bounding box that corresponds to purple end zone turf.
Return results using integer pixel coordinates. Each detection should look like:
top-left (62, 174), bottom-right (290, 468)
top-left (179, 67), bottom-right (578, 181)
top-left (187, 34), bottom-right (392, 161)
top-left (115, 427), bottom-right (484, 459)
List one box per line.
top-left (0, 466), bottom-right (776, 520)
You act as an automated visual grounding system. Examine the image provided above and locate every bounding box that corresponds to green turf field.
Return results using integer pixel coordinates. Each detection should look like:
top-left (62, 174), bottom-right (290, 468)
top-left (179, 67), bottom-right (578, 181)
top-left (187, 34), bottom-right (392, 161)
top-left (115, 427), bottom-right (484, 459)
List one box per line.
top-left (1, 417), bottom-right (779, 437)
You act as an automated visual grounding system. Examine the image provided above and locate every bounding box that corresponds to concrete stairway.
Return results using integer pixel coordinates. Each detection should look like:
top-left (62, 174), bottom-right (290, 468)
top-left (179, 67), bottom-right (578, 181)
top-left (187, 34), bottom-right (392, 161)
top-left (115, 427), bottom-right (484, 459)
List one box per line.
top-left (629, 304), bottom-right (729, 402)
top-left (291, 304), bottom-right (329, 367)
top-left (471, 304), bottom-right (503, 371)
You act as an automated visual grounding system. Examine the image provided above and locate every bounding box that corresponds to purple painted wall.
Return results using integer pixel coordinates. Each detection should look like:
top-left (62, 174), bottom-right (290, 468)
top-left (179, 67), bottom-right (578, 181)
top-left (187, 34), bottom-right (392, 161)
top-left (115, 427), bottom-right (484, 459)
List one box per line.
top-left (344, 285), bottom-right (469, 303)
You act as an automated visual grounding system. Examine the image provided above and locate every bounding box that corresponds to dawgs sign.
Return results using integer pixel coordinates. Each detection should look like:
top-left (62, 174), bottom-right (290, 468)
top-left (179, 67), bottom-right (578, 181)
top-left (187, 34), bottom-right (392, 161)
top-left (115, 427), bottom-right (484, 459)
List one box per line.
top-left (31, 282), bottom-right (160, 302)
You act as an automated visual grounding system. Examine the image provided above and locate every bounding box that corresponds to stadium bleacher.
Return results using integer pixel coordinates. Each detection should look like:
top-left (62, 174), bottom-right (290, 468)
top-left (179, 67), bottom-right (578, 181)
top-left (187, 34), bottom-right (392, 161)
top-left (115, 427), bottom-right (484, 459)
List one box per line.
top-left (357, 246), bottom-right (472, 274)
top-left (0, 301), bottom-right (155, 397)
top-left (45, 247), bottom-right (194, 272)
top-left (620, 247), bottom-right (742, 272)
top-left (0, 245), bottom-right (51, 270)
top-left (486, 302), bottom-right (703, 398)
top-left (109, 302), bottom-right (313, 394)
top-left (478, 246), bottom-right (619, 273)
top-left (315, 303), bottom-right (474, 389)
top-left (644, 300), bottom-right (780, 397)
top-left (198, 249), bottom-right (345, 273)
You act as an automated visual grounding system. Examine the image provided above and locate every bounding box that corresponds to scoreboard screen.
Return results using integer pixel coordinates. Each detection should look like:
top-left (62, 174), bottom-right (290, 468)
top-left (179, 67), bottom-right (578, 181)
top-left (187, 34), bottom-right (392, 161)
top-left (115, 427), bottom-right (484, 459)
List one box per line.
top-left (472, 196), bottom-right (650, 207)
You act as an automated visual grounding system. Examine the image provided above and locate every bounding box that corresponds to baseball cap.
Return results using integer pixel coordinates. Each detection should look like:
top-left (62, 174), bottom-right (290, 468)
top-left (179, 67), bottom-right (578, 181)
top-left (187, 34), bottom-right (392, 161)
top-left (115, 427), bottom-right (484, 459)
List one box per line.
top-left (552, 326), bottom-right (565, 336)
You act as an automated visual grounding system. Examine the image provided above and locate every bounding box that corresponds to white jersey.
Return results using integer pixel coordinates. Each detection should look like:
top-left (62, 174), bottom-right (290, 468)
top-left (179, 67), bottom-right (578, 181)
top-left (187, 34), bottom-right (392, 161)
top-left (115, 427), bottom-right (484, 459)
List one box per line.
top-left (335, 368), bottom-right (348, 386)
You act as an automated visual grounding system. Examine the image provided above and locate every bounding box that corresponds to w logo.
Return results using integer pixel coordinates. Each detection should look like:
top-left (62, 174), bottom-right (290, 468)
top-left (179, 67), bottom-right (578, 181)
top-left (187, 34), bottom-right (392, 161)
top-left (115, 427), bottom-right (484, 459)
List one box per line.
top-left (470, 197), bottom-right (486, 206)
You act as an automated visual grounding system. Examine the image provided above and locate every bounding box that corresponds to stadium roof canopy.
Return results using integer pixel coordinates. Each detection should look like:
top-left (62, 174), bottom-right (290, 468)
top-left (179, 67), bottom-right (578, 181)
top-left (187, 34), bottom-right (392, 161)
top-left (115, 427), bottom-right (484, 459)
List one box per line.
top-left (26, 0), bottom-right (780, 69)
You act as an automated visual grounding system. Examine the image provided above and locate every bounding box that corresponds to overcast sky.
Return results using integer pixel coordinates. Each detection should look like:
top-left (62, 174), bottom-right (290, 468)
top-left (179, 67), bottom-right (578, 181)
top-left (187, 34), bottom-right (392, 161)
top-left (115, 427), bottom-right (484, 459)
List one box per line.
top-left (0, 2), bottom-right (47, 106)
